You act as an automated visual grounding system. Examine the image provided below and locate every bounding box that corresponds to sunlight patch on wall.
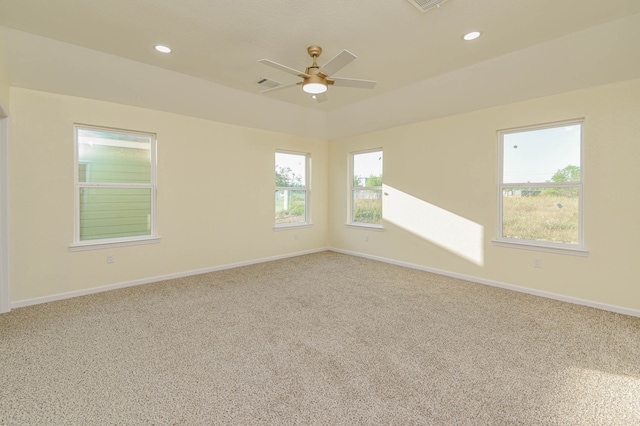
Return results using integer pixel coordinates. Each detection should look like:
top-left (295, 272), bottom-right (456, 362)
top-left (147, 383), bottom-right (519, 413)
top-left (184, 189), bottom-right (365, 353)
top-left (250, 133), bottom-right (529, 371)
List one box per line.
top-left (383, 185), bottom-right (484, 265)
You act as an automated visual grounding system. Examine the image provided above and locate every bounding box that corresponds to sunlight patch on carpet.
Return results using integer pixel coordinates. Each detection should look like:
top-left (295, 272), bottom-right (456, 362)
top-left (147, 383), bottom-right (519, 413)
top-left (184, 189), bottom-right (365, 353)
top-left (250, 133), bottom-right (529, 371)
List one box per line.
top-left (548, 366), bottom-right (640, 423)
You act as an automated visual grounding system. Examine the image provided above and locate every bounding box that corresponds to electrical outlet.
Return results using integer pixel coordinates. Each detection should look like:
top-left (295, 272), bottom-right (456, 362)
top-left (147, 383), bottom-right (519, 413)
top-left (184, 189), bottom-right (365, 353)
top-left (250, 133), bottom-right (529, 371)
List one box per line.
top-left (107, 254), bottom-right (115, 264)
top-left (533, 257), bottom-right (541, 268)
top-left (364, 235), bottom-right (369, 242)
top-left (294, 233), bottom-right (299, 240)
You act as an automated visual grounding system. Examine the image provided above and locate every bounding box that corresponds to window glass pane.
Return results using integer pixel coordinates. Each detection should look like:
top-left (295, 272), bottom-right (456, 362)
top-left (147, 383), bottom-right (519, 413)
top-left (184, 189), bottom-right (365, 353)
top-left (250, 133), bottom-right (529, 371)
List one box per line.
top-left (503, 124), bottom-right (580, 184)
top-left (78, 129), bottom-right (151, 184)
top-left (78, 163), bottom-right (88, 182)
top-left (275, 152), bottom-right (306, 187)
top-left (79, 187), bottom-right (151, 241)
top-left (275, 190), bottom-right (306, 224)
top-left (502, 186), bottom-right (579, 244)
top-left (353, 189), bottom-right (382, 225)
top-left (353, 151), bottom-right (383, 188)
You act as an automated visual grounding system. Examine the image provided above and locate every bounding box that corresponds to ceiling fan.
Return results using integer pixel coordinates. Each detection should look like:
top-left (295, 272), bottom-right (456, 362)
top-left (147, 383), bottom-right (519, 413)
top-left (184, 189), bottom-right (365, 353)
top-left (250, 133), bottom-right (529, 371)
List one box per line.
top-left (258, 46), bottom-right (377, 103)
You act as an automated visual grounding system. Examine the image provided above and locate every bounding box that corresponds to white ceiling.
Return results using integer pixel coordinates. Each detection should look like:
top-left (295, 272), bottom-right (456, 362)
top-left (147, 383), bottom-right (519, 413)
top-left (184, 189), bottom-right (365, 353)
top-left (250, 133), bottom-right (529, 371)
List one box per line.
top-left (1, 0), bottom-right (640, 140)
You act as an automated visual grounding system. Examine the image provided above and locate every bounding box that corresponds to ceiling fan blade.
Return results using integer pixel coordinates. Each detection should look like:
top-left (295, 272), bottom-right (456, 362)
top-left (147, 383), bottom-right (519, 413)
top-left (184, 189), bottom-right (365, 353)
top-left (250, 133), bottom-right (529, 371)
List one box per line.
top-left (260, 82), bottom-right (299, 93)
top-left (317, 50), bottom-right (356, 76)
top-left (313, 92), bottom-right (328, 103)
top-left (258, 59), bottom-right (310, 78)
top-left (329, 77), bottom-right (377, 89)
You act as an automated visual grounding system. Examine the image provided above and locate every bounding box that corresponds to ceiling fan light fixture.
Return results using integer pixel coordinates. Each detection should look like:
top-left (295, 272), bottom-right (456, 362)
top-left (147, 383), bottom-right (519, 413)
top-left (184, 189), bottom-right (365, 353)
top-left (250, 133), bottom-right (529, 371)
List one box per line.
top-left (303, 82), bottom-right (327, 94)
top-left (302, 72), bottom-right (328, 94)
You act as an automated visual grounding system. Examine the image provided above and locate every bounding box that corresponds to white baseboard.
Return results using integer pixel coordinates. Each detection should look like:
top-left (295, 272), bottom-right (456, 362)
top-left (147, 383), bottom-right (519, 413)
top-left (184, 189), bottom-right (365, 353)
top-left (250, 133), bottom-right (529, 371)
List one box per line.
top-left (11, 248), bottom-right (330, 309)
top-left (11, 247), bottom-right (640, 319)
top-left (329, 248), bottom-right (640, 318)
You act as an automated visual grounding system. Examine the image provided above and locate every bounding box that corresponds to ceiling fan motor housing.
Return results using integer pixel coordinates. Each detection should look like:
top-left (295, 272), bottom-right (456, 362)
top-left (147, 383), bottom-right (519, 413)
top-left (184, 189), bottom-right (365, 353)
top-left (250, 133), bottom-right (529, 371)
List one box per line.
top-left (304, 72), bottom-right (325, 86)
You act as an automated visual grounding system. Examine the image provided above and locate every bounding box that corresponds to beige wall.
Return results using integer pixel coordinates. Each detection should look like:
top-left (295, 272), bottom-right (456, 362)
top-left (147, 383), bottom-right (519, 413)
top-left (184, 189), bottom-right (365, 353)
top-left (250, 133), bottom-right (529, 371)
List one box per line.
top-left (329, 78), bottom-right (640, 312)
top-left (9, 88), bottom-right (329, 302)
top-left (0, 34), bottom-right (9, 112)
top-left (9, 79), bottom-right (640, 312)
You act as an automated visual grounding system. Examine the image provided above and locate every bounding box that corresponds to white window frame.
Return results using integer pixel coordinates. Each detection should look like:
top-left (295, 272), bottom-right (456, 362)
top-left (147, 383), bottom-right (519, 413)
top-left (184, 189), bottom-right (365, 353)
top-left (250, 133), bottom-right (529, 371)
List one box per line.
top-left (493, 119), bottom-right (587, 256)
top-left (348, 148), bottom-right (384, 229)
top-left (274, 150), bottom-right (311, 229)
top-left (69, 124), bottom-right (160, 251)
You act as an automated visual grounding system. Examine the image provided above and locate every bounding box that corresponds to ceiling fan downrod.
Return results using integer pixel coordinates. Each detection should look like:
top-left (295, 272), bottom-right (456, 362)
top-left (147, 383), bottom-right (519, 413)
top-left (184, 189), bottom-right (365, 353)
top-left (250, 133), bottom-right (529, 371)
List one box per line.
top-left (307, 45), bottom-right (322, 71)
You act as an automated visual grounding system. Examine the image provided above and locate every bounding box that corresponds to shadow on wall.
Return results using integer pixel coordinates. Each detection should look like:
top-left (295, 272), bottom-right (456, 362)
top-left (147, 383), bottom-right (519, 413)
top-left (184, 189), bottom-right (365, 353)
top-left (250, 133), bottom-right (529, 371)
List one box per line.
top-left (382, 185), bottom-right (484, 266)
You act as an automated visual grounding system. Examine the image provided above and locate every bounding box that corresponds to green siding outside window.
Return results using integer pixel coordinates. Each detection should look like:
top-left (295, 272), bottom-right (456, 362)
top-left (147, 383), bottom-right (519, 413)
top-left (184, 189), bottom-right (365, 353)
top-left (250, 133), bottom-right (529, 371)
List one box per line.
top-left (75, 126), bottom-right (156, 243)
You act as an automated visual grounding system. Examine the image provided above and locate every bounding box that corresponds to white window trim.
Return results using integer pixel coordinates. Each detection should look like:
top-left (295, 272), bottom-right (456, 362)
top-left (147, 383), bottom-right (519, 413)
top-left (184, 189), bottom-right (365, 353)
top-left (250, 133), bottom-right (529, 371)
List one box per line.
top-left (347, 148), bottom-right (384, 229)
top-left (495, 119), bottom-right (587, 255)
top-left (345, 223), bottom-right (385, 231)
top-left (69, 236), bottom-right (161, 252)
top-left (274, 150), bottom-right (311, 229)
top-left (69, 124), bottom-right (160, 251)
top-left (0, 114), bottom-right (10, 313)
top-left (491, 239), bottom-right (588, 256)
top-left (273, 224), bottom-right (314, 232)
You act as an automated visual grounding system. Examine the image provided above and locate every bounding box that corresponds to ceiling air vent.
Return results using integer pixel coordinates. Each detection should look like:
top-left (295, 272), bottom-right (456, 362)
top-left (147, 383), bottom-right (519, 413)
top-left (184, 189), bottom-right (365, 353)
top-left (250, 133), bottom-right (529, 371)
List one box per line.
top-left (407, 0), bottom-right (448, 13)
top-left (257, 77), bottom-right (281, 88)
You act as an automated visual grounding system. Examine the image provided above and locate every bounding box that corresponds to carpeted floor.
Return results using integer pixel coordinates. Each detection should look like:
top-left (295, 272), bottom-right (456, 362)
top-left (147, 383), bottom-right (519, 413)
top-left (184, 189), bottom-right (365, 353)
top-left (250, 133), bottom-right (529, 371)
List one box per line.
top-left (1, 251), bottom-right (639, 425)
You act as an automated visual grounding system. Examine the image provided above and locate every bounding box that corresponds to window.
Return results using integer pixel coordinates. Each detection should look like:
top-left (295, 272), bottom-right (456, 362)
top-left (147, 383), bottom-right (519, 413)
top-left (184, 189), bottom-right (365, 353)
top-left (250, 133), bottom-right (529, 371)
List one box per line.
top-left (350, 149), bottom-right (383, 226)
top-left (72, 125), bottom-right (158, 249)
top-left (497, 120), bottom-right (584, 253)
top-left (275, 151), bottom-right (310, 227)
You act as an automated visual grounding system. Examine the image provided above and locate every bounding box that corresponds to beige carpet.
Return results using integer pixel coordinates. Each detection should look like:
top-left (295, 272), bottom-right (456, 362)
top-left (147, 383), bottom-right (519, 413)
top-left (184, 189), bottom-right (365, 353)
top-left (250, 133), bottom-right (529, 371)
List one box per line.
top-left (1, 251), bottom-right (639, 425)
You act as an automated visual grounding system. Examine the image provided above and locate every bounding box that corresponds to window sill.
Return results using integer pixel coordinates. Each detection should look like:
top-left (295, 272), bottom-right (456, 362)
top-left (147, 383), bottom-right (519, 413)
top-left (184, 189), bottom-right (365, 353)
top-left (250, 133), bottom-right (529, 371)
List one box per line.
top-left (69, 236), bottom-right (161, 252)
top-left (273, 223), bottom-right (313, 231)
top-left (345, 223), bottom-right (385, 231)
top-left (491, 239), bottom-right (588, 257)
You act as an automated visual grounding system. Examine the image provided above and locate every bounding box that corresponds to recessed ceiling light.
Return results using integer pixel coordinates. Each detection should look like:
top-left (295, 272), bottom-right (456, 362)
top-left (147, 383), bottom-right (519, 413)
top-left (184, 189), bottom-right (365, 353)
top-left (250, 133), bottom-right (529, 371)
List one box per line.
top-left (463, 31), bottom-right (481, 41)
top-left (155, 45), bottom-right (172, 53)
